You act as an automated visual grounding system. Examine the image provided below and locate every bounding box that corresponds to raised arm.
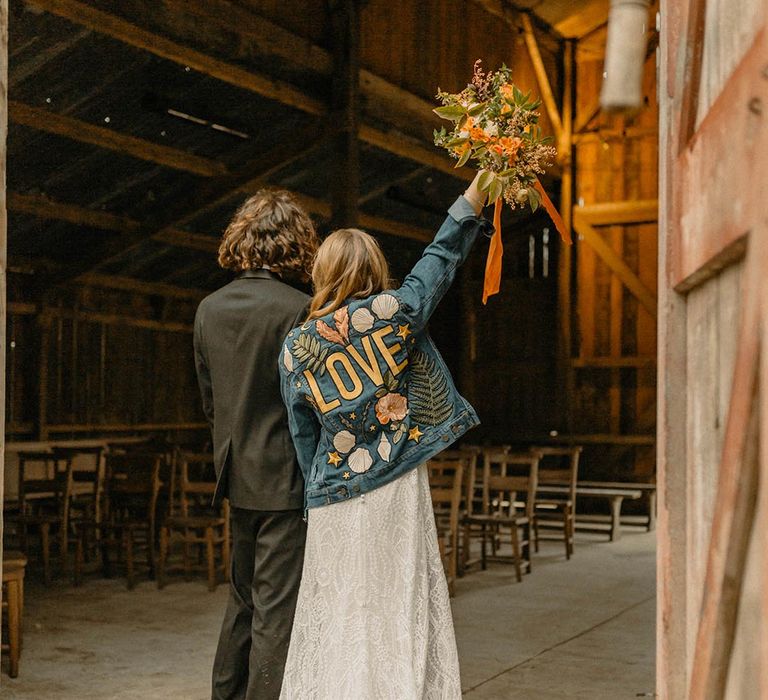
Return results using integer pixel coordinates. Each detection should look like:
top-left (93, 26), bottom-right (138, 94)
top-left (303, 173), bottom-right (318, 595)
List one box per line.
top-left (395, 172), bottom-right (492, 332)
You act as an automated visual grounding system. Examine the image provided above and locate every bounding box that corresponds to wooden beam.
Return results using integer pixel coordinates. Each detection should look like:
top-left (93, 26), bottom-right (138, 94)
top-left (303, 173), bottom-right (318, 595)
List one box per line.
top-left (521, 13), bottom-right (564, 146)
top-left (9, 192), bottom-right (139, 232)
top-left (44, 421), bottom-right (208, 433)
top-left (7, 191), bottom-right (219, 252)
top-left (577, 199), bottom-right (658, 225)
top-left (76, 273), bottom-right (206, 301)
top-left (573, 210), bottom-right (657, 317)
top-left (44, 306), bottom-right (193, 333)
top-left (9, 101), bottom-right (228, 177)
top-left (31, 0), bottom-right (471, 181)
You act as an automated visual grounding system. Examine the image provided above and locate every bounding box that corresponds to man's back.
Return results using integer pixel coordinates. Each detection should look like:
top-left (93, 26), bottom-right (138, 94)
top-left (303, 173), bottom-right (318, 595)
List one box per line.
top-left (194, 269), bottom-right (309, 509)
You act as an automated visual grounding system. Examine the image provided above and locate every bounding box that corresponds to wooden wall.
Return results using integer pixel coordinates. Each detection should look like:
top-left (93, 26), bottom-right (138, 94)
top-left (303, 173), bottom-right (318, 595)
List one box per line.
top-left (570, 37), bottom-right (658, 479)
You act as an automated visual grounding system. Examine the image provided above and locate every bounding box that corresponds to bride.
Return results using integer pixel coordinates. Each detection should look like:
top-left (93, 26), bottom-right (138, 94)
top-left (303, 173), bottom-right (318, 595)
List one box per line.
top-left (278, 172), bottom-right (490, 698)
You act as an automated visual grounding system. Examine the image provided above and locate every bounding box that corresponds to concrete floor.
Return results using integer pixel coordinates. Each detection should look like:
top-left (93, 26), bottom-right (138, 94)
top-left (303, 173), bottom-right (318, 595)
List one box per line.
top-left (2, 530), bottom-right (655, 699)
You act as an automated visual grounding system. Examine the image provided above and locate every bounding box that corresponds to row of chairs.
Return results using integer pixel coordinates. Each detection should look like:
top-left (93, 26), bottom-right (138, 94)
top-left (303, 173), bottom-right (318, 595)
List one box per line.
top-left (4, 445), bottom-right (229, 591)
top-left (428, 445), bottom-right (582, 595)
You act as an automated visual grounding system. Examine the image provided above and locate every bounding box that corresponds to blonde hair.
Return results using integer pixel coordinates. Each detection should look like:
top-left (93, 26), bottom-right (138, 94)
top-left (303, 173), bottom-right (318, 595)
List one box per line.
top-left (308, 228), bottom-right (390, 319)
top-left (218, 189), bottom-right (318, 276)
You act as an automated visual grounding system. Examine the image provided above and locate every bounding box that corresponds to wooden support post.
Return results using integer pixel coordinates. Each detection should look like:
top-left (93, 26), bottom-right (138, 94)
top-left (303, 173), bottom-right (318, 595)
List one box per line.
top-left (329, 0), bottom-right (361, 228)
top-left (559, 40), bottom-right (574, 433)
top-left (0, 0), bottom-right (7, 579)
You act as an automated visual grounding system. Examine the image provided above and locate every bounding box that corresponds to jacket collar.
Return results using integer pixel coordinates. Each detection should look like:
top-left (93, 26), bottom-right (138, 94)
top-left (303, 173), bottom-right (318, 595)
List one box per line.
top-left (238, 269), bottom-right (277, 280)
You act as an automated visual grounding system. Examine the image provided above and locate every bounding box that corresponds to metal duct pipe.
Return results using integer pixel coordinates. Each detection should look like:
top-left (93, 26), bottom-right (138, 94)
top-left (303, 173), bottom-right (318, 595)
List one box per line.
top-left (600, 0), bottom-right (652, 112)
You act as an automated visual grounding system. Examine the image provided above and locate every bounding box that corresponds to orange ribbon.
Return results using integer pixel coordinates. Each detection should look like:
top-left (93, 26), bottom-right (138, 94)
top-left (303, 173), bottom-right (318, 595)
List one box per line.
top-left (482, 198), bottom-right (504, 305)
top-left (533, 178), bottom-right (571, 245)
top-left (481, 180), bottom-right (572, 305)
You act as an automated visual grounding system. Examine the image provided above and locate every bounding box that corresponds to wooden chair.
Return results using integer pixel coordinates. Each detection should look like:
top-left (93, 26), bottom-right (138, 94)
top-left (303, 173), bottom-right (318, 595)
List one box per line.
top-left (427, 458), bottom-right (465, 597)
top-left (98, 452), bottom-right (163, 589)
top-left (436, 447), bottom-right (483, 574)
top-left (157, 452), bottom-right (230, 592)
top-left (465, 450), bottom-right (539, 582)
top-left (51, 446), bottom-right (104, 584)
top-left (532, 446), bottom-right (582, 559)
top-left (9, 450), bottom-right (73, 584)
top-left (2, 550), bottom-right (28, 678)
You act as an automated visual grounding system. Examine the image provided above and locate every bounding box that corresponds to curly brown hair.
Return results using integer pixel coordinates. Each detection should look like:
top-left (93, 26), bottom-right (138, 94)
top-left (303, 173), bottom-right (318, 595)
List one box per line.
top-left (218, 189), bottom-right (319, 276)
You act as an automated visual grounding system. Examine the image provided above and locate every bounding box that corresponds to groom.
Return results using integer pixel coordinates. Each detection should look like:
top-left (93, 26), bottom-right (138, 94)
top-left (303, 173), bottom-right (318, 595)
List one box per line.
top-left (194, 190), bottom-right (318, 700)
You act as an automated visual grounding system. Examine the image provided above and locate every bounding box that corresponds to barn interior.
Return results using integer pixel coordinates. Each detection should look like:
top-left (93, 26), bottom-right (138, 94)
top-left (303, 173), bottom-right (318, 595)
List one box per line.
top-left (1, 0), bottom-right (660, 697)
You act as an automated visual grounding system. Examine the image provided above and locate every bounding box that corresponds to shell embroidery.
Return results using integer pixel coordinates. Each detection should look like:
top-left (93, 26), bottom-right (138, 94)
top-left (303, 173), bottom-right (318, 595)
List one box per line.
top-left (377, 433), bottom-right (392, 462)
top-left (282, 346), bottom-right (294, 372)
top-left (348, 447), bottom-right (373, 474)
top-left (371, 293), bottom-right (399, 320)
top-left (333, 430), bottom-right (356, 455)
top-left (351, 307), bottom-right (375, 333)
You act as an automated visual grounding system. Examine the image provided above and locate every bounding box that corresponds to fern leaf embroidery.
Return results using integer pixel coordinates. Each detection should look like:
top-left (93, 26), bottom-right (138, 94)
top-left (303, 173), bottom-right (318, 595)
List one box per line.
top-left (292, 334), bottom-right (329, 375)
top-left (408, 349), bottom-right (454, 425)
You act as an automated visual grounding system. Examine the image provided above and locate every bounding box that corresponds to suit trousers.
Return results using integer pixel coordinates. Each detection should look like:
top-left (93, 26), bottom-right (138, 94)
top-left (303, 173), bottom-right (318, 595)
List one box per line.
top-left (212, 507), bottom-right (306, 700)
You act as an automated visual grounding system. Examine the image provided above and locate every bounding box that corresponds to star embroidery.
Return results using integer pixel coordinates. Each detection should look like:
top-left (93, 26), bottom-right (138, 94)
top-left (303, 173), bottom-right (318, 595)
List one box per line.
top-left (350, 412), bottom-right (357, 420)
top-left (295, 381), bottom-right (302, 389)
top-left (408, 426), bottom-right (424, 443)
top-left (342, 471), bottom-right (351, 480)
top-left (369, 425), bottom-right (377, 432)
top-left (396, 324), bottom-right (412, 341)
top-left (327, 451), bottom-right (343, 468)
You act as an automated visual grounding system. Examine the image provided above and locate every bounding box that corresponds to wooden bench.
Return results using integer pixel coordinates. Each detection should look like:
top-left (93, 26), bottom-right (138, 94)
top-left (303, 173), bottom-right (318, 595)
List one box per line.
top-left (536, 485), bottom-right (643, 541)
top-left (576, 481), bottom-right (657, 532)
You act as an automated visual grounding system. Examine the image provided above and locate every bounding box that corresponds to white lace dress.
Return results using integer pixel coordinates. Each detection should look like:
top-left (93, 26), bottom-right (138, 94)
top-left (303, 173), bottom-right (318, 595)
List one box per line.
top-left (280, 464), bottom-right (462, 699)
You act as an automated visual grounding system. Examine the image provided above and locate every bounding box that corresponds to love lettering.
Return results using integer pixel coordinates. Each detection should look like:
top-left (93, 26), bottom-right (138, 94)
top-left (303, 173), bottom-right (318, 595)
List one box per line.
top-left (304, 325), bottom-right (408, 413)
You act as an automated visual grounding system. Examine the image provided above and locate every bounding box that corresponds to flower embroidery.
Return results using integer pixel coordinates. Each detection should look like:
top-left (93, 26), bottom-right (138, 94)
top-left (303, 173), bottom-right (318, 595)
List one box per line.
top-left (375, 392), bottom-right (408, 425)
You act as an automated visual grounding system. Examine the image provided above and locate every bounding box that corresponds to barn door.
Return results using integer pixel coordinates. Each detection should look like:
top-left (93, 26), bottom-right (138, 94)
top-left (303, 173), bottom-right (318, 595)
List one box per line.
top-left (658, 1), bottom-right (768, 699)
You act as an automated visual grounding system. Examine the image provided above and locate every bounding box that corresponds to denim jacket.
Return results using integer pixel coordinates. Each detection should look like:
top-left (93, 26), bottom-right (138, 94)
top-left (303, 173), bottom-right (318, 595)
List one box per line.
top-left (279, 196), bottom-right (493, 511)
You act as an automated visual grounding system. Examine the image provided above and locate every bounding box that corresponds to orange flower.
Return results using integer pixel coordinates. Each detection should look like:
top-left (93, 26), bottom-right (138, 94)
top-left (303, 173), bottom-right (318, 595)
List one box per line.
top-left (501, 83), bottom-right (515, 100)
top-left (375, 393), bottom-right (408, 425)
top-left (470, 127), bottom-right (489, 143)
top-left (453, 142), bottom-right (471, 156)
top-left (499, 136), bottom-right (524, 155)
top-left (464, 116), bottom-right (475, 130)
top-left (501, 103), bottom-right (512, 115)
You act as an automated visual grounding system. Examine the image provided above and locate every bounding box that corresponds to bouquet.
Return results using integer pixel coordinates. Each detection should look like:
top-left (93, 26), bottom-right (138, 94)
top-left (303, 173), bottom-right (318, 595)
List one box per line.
top-left (434, 61), bottom-right (570, 303)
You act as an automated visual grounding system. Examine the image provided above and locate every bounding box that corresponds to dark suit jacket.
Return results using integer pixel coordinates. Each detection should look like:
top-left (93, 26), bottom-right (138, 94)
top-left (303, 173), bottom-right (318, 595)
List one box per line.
top-left (193, 270), bottom-right (310, 510)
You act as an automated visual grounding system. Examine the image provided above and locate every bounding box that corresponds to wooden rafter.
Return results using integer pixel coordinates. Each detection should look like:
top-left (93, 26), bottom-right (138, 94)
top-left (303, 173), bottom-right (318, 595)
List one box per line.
top-left (572, 210), bottom-right (657, 317)
top-left (29, 0), bottom-right (472, 182)
top-left (9, 101), bottom-right (228, 177)
top-left (521, 13), bottom-right (564, 146)
top-left (576, 199), bottom-right (658, 225)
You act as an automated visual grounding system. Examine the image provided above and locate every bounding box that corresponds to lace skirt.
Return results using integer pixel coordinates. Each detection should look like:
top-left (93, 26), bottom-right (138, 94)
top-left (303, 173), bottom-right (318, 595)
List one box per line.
top-left (280, 464), bottom-right (462, 699)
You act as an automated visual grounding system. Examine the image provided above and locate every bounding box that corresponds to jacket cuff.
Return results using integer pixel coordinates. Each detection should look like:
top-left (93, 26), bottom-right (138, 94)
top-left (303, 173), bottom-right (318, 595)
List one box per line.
top-left (448, 195), bottom-right (481, 222)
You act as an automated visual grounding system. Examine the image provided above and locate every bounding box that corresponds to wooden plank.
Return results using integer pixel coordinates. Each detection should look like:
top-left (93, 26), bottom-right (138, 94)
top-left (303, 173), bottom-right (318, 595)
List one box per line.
top-left (677, 0), bottom-right (708, 147)
top-left (672, 30), bottom-right (767, 289)
top-left (573, 210), bottom-right (658, 316)
top-left (43, 307), bottom-right (193, 334)
top-left (152, 228), bottom-right (218, 253)
top-left (9, 101), bottom-right (228, 177)
top-left (521, 13), bottom-right (564, 145)
top-left (44, 421), bottom-right (208, 433)
top-left (577, 199), bottom-right (658, 225)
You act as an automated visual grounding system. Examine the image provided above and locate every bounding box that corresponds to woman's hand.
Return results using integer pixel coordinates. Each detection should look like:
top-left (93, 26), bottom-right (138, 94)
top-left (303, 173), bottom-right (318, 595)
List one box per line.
top-left (463, 171), bottom-right (487, 215)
